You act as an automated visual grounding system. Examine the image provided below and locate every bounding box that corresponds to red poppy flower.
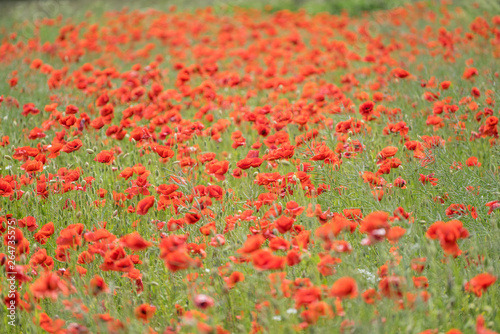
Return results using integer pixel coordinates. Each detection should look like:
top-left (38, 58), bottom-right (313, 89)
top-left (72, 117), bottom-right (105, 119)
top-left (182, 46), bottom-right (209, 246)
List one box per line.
top-left (275, 216), bottom-right (295, 234)
top-left (89, 275), bottom-right (109, 296)
top-left (136, 196), bottom-right (155, 215)
top-left (205, 160), bottom-right (229, 181)
top-left (426, 220), bottom-right (469, 257)
top-left (330, 277), bottom-right (358, 299)
top-left (62, 139), bottom-right (83, 153)
top-left (251, 249), bottom-right (285, 271)
top-left (466, 156), bottom-right (481, 167)
top-left (134, 304), bottom-right (156, 323)
top-left (94, 150), bottom-right (115, 164)
top-left (120, 232), bottom-right (153, 251)
top-left (0, 180), bottom-right (14, 198)
top-left (392, 68), bottom-right (411, 78)
top-left (465, 273), bottom-right (496, 297)
top-left (20, 160), bottom-right (44, 173)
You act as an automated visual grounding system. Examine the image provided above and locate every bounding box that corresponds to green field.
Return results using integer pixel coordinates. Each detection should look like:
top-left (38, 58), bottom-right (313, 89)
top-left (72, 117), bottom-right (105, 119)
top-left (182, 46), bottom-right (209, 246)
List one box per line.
top-left (0, 1), bottom-right (499, 333)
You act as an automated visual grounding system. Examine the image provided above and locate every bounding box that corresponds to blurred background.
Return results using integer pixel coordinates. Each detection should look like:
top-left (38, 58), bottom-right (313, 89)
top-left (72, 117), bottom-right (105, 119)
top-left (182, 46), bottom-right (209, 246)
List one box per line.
top-left (1, 0), bottom-right (499, 20)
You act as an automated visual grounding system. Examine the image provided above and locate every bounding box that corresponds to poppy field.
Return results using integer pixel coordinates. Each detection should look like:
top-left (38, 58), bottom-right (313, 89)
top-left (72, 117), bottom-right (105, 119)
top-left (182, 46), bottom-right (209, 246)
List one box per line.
top-left (0, 1), bottom-right (500, 333)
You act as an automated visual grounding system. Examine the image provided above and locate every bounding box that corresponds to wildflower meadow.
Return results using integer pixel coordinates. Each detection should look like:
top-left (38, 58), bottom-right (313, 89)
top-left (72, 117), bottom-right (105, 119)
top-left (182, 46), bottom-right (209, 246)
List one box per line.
top-left (0, 0), bottom-right (499, 333)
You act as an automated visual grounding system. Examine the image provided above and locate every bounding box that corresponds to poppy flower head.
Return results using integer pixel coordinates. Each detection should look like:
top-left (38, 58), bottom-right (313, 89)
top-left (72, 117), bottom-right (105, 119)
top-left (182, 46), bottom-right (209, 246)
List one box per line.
top-left (330, 277), bottom-right (358, 299)
top-left (465, 273), bottom-right (496, 297)
top-left (134, 304), bottom-right (156, 323)
top-left (120, 232), bottom-right (153, 251)
top-left (94, 150), bottom-right (115, 164)
top-left (426, 220), bottom-right (469, 257)
top-left (89, 275), bottom-right (109, 296)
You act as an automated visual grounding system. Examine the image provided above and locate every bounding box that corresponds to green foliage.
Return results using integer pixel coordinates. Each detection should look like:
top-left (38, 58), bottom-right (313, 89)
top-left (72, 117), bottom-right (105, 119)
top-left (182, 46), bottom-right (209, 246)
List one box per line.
top-left (0, 1), bottom-right (499, 333)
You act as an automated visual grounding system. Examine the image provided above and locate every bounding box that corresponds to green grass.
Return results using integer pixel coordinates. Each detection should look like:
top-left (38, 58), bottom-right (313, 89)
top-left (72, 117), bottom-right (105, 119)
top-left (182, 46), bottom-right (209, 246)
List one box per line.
top-left (0, 1), bottom-right (499, 333)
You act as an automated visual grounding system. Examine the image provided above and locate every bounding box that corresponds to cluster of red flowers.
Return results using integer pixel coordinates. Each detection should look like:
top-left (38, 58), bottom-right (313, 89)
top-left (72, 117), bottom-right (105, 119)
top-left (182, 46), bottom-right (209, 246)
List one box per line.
top-left (0, 1), bottom-right (499, 333)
